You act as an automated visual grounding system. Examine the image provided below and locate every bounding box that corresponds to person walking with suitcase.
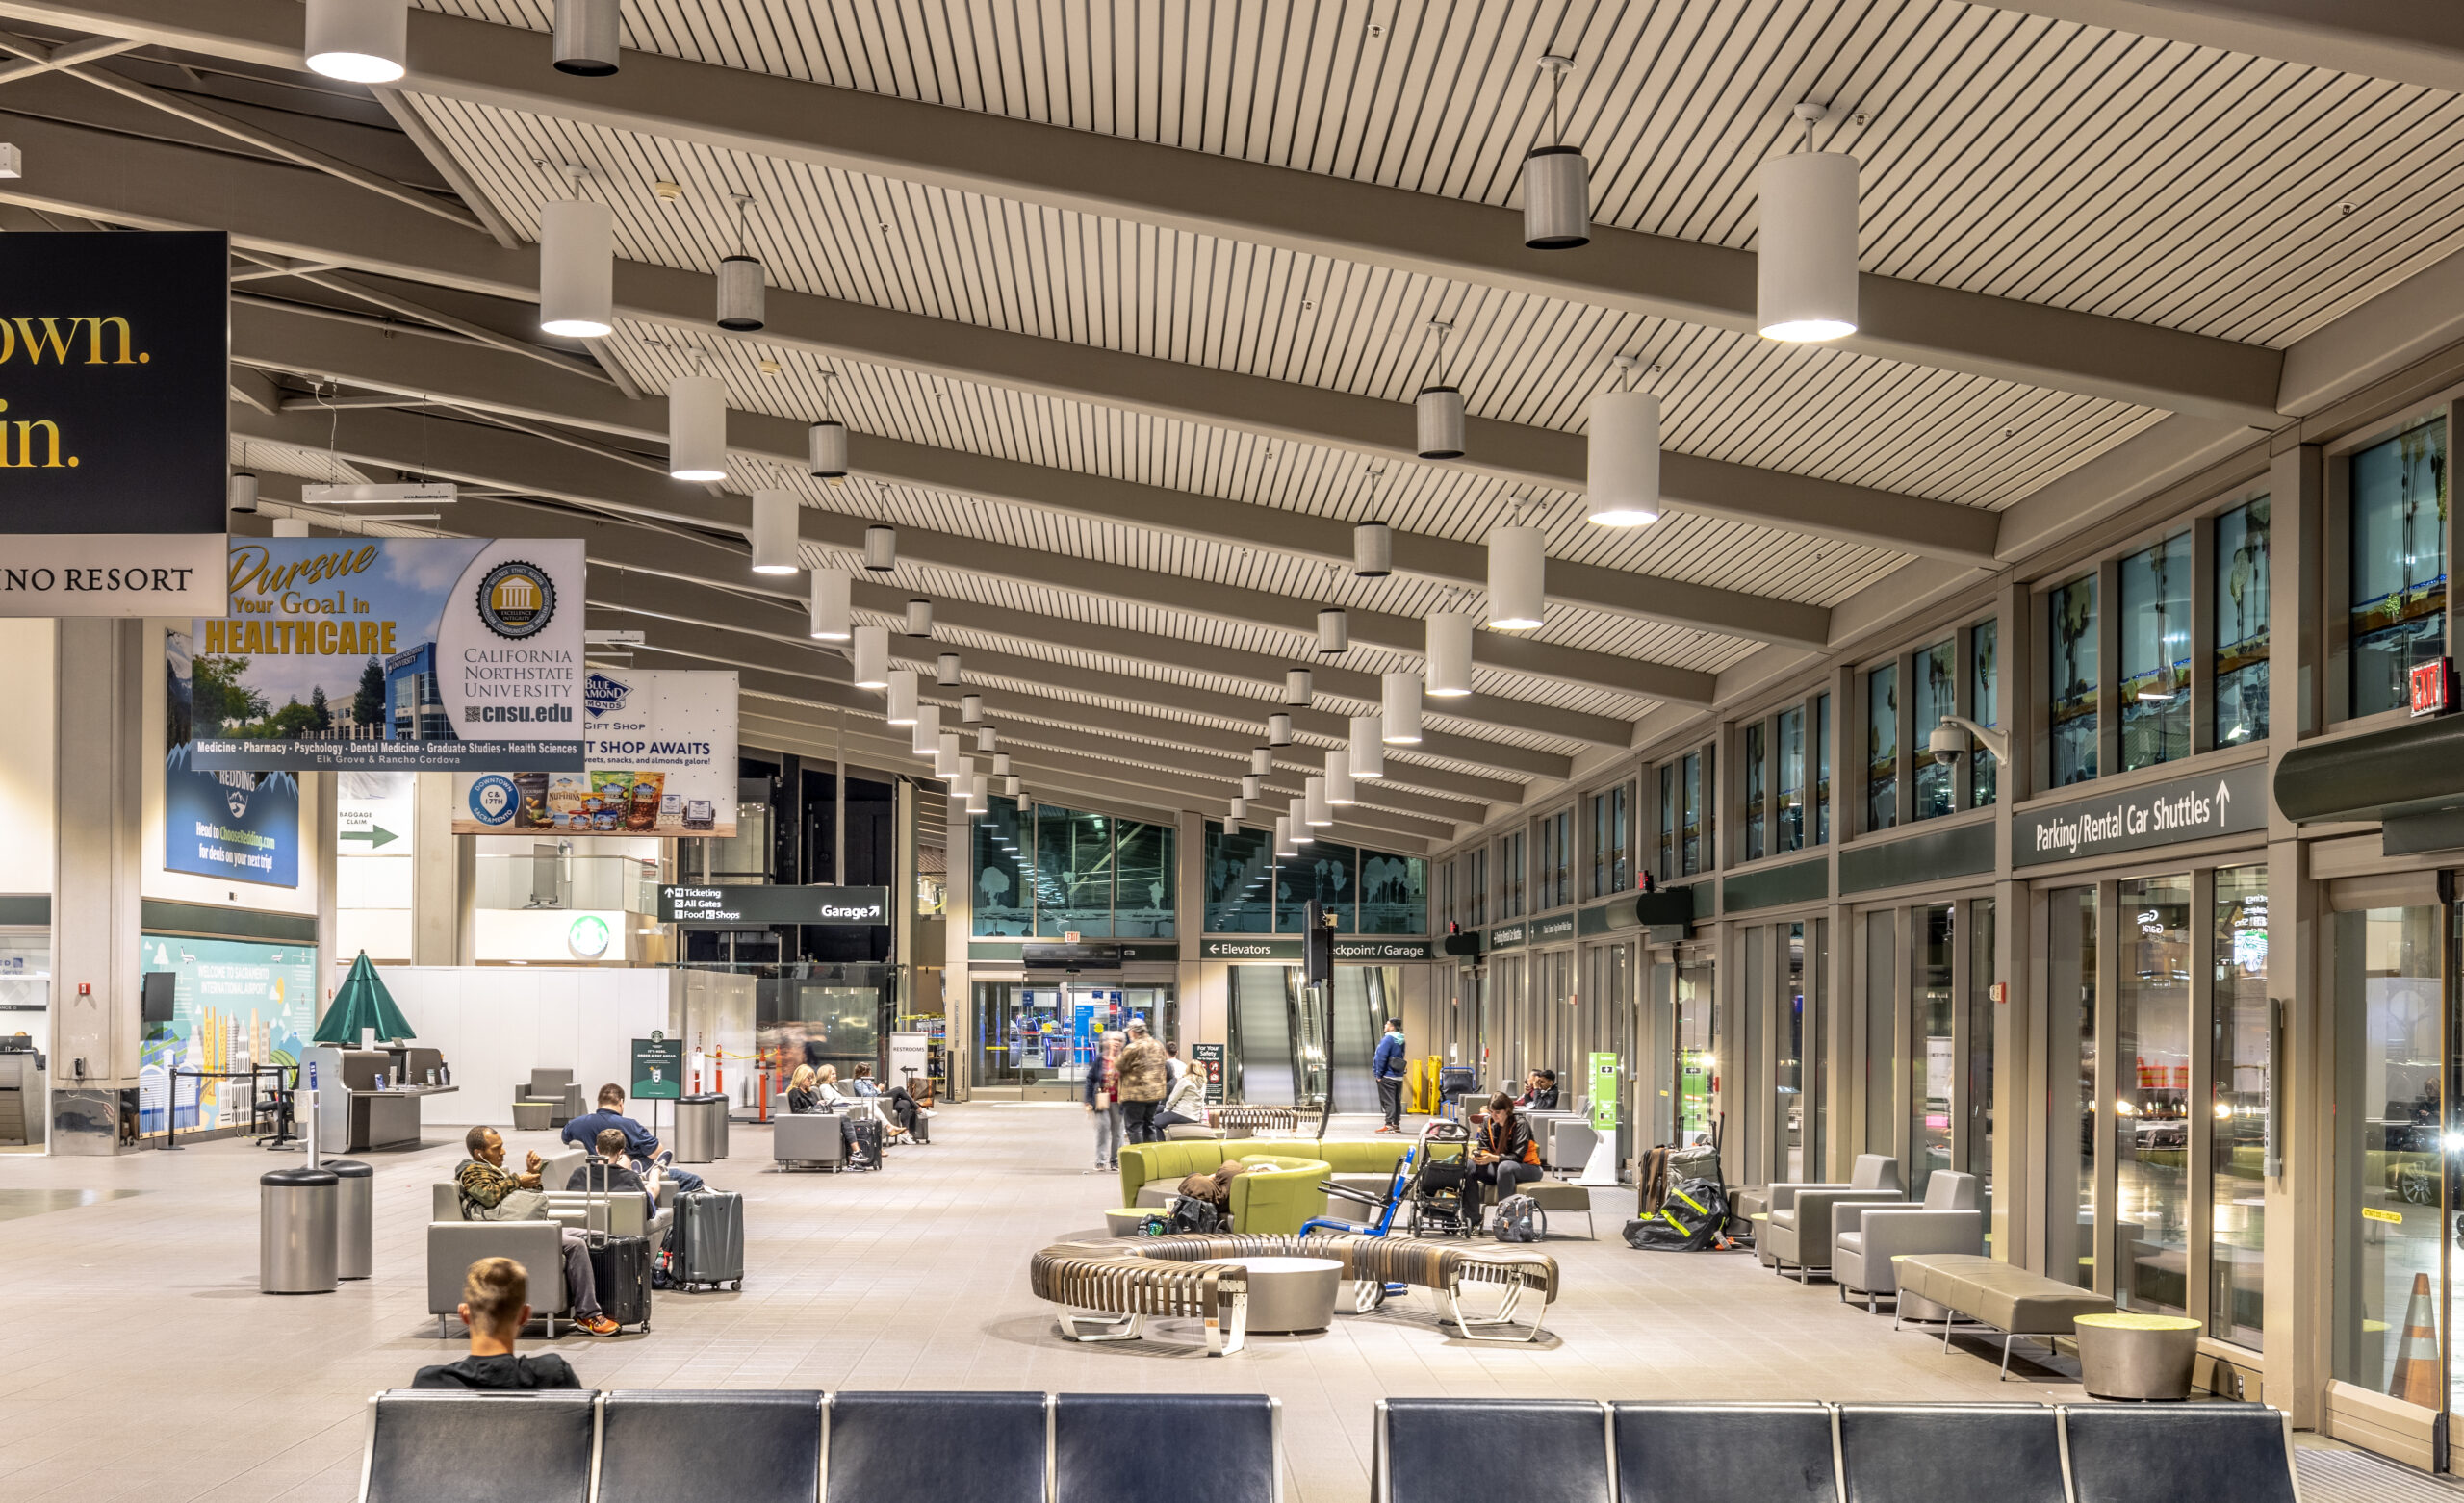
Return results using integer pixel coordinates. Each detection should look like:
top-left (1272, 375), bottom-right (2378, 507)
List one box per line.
top-left (1116, 1020), bottom-right (1169, 1145)
top-left (1372, 1017), bottom-right (1408, 1134)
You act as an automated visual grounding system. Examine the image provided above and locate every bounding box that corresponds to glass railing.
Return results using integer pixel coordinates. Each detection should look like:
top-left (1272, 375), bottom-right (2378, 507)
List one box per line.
top-left (473, 853), bottom-right (659, 914)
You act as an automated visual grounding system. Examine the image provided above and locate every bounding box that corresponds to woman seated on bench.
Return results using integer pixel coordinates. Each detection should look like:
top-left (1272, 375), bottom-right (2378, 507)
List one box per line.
top-left (1469, 1094), bottom-right (1543, 1222)
top-left (1153, 1064), bottom-right (1208, 1133)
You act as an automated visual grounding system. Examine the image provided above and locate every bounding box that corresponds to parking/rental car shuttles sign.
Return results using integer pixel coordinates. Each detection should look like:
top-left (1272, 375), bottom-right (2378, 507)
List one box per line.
top-left (2014, 760), bottom-right (2268, 867)
top-left (188, 537), bottom-right (585, 771)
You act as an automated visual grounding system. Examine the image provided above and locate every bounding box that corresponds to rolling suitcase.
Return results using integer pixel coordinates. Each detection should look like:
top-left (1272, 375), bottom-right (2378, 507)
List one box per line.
top-left (579, 1160), bottom-right (653, 1330)
top-left (843, 1114), bottom-right (884, 1170)
top-left (671, 1189), bottom-right (744, 1292)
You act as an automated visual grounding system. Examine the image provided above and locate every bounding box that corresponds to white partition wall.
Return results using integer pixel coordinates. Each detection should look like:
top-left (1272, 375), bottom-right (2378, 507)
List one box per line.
top-left (365, 965), bottom-right (671, 1127)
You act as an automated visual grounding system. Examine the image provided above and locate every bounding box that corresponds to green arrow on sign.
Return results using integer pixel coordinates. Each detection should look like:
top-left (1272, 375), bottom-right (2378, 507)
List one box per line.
top-left (341, 825), bottom-right (398, 849)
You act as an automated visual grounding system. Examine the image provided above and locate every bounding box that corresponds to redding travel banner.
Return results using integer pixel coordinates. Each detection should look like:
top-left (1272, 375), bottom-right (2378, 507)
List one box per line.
top-left (187, 537), bottom-right (585, 772)
top-left (451, 667), bottom-right (739, 836)
top-left (0, 230), bottom-right (229, 617)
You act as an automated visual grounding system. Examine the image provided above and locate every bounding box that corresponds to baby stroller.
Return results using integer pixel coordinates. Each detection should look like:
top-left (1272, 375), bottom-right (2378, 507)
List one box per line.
top-left (1400, 1119), bottom-right (1476, 1238)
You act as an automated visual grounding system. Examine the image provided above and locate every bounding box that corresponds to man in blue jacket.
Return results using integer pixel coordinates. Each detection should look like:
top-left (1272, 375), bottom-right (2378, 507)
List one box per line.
top-left (1371, 1016), bottom-right (1408, 1134)
top-left (563, 1083), bottom-right (706, 1195)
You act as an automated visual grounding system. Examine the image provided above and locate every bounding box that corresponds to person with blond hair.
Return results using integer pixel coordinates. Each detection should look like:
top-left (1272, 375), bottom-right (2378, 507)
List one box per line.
top-left (412, 1258), bottom-right (583, 1388)
top-left (785, 1063), bottom-right (822, 1113)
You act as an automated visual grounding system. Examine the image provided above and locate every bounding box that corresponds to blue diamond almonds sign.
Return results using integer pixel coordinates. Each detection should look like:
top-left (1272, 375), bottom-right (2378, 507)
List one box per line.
top-left (2014, 760), bottom-right (2269, 867)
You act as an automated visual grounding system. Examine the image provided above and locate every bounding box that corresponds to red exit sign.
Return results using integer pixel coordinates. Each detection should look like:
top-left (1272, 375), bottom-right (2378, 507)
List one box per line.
top-left (2412, 658), bottom-right (2454, 718)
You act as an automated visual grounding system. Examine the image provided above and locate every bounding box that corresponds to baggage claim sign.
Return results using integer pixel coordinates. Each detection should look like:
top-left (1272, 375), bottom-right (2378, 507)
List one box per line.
top-left (0, 231), bottom-right (231, 616)
top-left (186, 537), bottom-right (586, 771)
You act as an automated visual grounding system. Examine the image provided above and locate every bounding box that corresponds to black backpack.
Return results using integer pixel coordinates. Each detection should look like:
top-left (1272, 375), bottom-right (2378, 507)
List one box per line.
top-left (1167, 1193), bottom-right (1222, 1234)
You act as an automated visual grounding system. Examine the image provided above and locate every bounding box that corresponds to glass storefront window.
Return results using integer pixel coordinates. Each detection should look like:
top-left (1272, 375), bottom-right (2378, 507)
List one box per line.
top-left (1912, 641), bottom-right (1955, 822)
top-left (1743, 721), bottom-right (1767, 861)
top-left (1969, 621), bottom-right (1998, 807)
top-left (1913, 904), bottom-right (1954, 1196)
top-left (1468, 848), bottom-right (1487, 928)
top-left (1588, 784), bottom-right (1630, 897)
top-left (2051, 575), bottom-right (2099, 785)
top-left (2050, 887), bottom-right (2098, 1287)
top-left (2348, 419), bottom-right (2447, 719)
top-left (1676, 956), bottom-right (1717, 1146)
top-left (2116, 875), bottom-right (2191, 1315)
top-left (1277, 840), bottom-right (1357, 930)
top-left (1656, 764), bottom-right (1677, 880)
top-left (2333, 904), bottom-right (2442, 1402)
top-left (1034, 806), bottom-right (1112, 937)
top-left (1814, 694), bottom-right (1832, 846)
top-left (971, 795), bottom-right (1030, 936)
top-left (1777, 706), bottom-right (1807, 853)
top-left (1113, 821), bottom-right (1174, 937)
top-left (2120, 533), bottom-right (2192, 771)
top-left (1539, 808), bottom-right (1572, 909)
top-left (1358, 853), bottom-right (1426, 934)
top-left (1866, 662), bottom-right (1898, 831)
top-left (1864, 911), bottom-right (1896, 1160)
top-left (1500, 831), bottom-right (1525, 919)
top-left (2215, 497), bottom-right (2271, 748)
top-left (1966, 900), bottom-right (1995, 1251)
top-left (2211, 866), bottom-right (2268, 1348)
top-left (1780, 922), bottom-right (1806, 1181)
top-left (1681, 752), bottom-right (1709, 876)
top-left (1205, 823), bottom-right (1274, 933)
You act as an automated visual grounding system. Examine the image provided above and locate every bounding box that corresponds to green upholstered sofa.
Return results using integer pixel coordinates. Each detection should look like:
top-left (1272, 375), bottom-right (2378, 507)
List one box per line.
top-left (1117, 1138), bottom-right (1461, 1235)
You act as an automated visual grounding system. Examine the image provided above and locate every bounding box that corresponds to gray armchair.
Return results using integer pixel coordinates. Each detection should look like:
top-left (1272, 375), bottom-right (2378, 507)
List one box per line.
top-left (516, 1068), bottom-right (585, 1127)
top-left (1833, 1170), bottom-right (1982, 1311)
top-left (1760, 1153), bottom-right (1906, 1281)
top-left (774, 1111), bottom-right (845, 1170)
top-left (425, 1218), bottom-right (568, 1337)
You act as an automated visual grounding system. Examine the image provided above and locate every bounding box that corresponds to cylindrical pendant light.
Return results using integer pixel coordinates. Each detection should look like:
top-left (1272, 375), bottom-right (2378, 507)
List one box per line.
top-left (1294, 819), bottom-right (1313, 846)
top-left (862, 524), bottom-right (897, 572)
top-left (552, 0), bottom-right (620, 75)
top-left (993, 753), bottom-right (1013, 777)
top-left (1324, 747), bottom-right (1355, 805)
top-left (937, 732), bottom-right (962, 778)
top-left (305, 0), bottom-right (407, 83)
top-left (1486, 524), bottom-right (1546, 629)
top-left (1353, 522), bottom-right (1393, 578)
top-left (1415, 385), bottom-right (1465, 460)
top-left (807, 419), bottom-right (849, 479)
top-left (228, 471), bottom-right (259, 513)
top-left (808, 570), bottom-right (851, 641)
top-left (911, 704), bottom-right (940, 757)
top-left (538, 199), bottom-right (615, 338)
top-left (1587, 385), bottom-right (1662, 526)
top-left (1523, 146), bottom-right (1590, 249)
top-left (1003, 776), bottom-right (1021, 799)
top-left (715, 255), bottom-right (766, 332)
top-left (936, 650), bottom-right (961, 685)
top-left (961, 692), bottom-right (984, 723)
top-left (1349, 714), bottom-right (1385, 779)
top-left (884, 669), bottom-right (919, 726)
top-left (1228, 797), bottom-right (1247, 824)
top-left (1318, 607), bottom-right (1349, 655)
top-left (1242, 774), bottom-right (1262, 801)
top-left (851, 624), bottom-right (889, 689)
top-left (667, 374), bottom-right (729, 482)
top-left (1305, 776), bottom-right (1332, 828)
top-left (1382, 672), bottom-right (1424, 744)
top-left (967, 773), bottom-right (988, 814)
top-left (1250, 748), bottom-right (1274, 777)
top-left (1267, 712), bottom-right (1293, 747)
top-left (976, 726), bottom-right (996, 752)
top-left (1274, 814), bottom-right (1295, 857)
top-left (904, 598), bottom-right (933, 637)
top-left (749, 489), bottom-right (800, 574)
top-left (1284, 668), bottom-right (1313, 707)
top-left (1757, 147), bottom-right (1861, 342)
top-left (1425, 611), bottom-right (1474, 697)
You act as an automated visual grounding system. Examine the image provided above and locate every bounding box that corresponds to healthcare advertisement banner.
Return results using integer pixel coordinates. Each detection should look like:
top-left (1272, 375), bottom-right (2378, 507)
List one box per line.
top-left (452, 667), bottom-right (738, 836)
top-left (165, 626), bottom-right (299, 887)
top-left (136, 933), bottom-right (318, 1137)
top-left (188, 537), bottom-right (585, 772)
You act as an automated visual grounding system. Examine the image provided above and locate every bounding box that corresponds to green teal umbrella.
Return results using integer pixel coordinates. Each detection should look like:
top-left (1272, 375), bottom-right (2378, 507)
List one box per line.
top-left (315, 951), bottom-right (415, 1044)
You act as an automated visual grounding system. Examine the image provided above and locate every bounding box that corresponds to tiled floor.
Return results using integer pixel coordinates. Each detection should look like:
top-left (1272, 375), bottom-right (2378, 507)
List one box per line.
top-left (0, 1105), bottom-right (2416, 1502)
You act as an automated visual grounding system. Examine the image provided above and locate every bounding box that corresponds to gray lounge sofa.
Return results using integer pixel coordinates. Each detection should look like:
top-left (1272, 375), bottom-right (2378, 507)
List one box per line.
top-left (1760, 1154), bottom-right (1904, 1281)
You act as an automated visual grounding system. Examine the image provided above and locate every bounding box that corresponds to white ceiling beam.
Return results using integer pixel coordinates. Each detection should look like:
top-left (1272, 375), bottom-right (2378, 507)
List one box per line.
top-left (2006, 2), bottom-right (2464, 96)
top-left (0, 89), bottom-right (2000, 565)
top-left (0, 0), bottom-right (2284, 426)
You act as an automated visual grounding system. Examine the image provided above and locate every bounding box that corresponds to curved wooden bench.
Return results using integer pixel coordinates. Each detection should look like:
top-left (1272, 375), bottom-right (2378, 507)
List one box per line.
top-left (1120, 1232), bottom-right (1557, 1343)
top-left (1029, 1243), bottom-right (1249, 1355)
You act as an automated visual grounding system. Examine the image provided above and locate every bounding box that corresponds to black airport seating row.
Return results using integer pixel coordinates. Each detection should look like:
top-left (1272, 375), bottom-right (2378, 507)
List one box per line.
top-left (1374, 1399), bottom-right (2300, 1503)
top-left (357, 1388), bottom-right (1280, 1503)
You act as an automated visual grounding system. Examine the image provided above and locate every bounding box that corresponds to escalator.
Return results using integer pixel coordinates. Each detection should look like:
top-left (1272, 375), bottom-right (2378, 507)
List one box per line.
top-left (1325, 968), bottom-right (1381, 1113)
top-left (1229, 966), bottom-right (1295, 1105)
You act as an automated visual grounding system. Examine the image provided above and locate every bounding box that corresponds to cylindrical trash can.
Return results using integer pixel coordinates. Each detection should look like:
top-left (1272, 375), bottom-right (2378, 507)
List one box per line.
top-left (326, 1159), bottom-right (373, 1280)
top-left (260, 1166), bottom-right (338, 1294)
top-left (675, 1093), bottom-right (727, 1163)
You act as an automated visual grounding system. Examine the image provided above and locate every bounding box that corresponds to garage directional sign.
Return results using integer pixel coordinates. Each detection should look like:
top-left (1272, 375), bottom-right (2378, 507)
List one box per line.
top-left (656, 884), bottom-right (890, 925)
top-left (2015, 760), bottom-right (2267, 867)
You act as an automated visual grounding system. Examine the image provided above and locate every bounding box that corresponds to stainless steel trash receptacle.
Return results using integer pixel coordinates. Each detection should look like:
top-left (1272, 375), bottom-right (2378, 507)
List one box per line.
top-left (675, 1093), bottom-right (727, 1163)
top-left (259, 1166), bottom-right (338, 1294)
top-left (326, 1159), bottom-right (372, 1280)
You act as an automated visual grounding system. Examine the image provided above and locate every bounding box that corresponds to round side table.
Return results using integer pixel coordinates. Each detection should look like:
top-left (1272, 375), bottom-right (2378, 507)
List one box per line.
top-left (2073, 1312), bottom-right (2202, 1400)
top-left (1203, 1255), bottom-right (1342, 1333)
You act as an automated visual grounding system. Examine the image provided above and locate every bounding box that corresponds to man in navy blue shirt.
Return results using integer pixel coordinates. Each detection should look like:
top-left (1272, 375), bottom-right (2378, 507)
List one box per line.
top-left (563, 1083), bottom-right (706, 1195)
top-left (1371, 1016), bottom-right (1407, 1134)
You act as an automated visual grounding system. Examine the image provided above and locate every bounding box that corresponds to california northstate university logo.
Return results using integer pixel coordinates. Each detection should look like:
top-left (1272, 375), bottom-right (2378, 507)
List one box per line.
top-left (476, 560), bottom-right (556, 639)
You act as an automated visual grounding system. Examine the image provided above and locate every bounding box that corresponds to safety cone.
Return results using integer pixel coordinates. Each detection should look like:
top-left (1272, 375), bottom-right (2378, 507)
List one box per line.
top-left (2389, 1271), bottom-right (2442, 1408)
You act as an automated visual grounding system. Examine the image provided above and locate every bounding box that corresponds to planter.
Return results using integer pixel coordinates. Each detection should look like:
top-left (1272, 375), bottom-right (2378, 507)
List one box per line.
top-left (2074, 1312), bottom-right (2201, 1400)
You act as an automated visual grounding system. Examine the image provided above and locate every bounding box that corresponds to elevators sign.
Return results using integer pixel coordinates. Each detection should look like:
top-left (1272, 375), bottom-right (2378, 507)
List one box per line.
top-left (2014, 759), bottom-right (2268, 867)
top-left (0, 231), bottom-right (229, 616)
top-left (188, 538), bottom-right (585, 771)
